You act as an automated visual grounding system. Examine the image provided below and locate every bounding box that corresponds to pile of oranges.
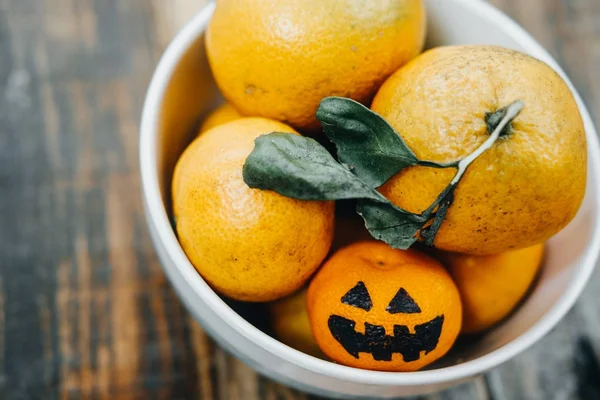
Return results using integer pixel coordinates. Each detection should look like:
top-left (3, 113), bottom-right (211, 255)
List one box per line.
top-left (172, 0), bottom-right (586, 371)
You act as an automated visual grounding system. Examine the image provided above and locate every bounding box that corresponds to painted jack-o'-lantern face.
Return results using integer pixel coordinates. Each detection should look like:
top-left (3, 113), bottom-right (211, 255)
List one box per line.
top-left (329, 282), bottom-right (445, 363)
top-left (307, 241), bottom-right (462, 372)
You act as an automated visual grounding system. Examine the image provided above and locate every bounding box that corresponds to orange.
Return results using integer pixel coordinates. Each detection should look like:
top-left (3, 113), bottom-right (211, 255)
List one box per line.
top-left (442, 243), bottom-right (545, 334)
top-left (172, 118), bottom-right (334, 302)
top-left (199, 102), bottom-right (242, 133)
top-left (371, 45), bottom-right (587, 255)
top-left (307, 241), bottom-right (462, 371)
top-left (206, 0), bottom-right (426, 132)
top-left (268, 288), bottom-right (325, 358)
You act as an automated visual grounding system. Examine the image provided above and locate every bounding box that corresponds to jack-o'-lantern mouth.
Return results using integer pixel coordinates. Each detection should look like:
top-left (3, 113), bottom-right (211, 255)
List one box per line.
top-left (328, 315), bottom-right (444, 362)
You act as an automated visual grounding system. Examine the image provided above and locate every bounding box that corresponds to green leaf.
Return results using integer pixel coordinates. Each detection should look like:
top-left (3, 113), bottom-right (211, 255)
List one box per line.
top-left (243, 132), bottom-right (431, 249)
top-left (356, 200), bottom-right (426, 250)
top-left (243, 132), bottom-right (383, 202)
top-left (242, 99), bottom-right (524, 252)
top-left (316, 97), bottom-right (419, 188)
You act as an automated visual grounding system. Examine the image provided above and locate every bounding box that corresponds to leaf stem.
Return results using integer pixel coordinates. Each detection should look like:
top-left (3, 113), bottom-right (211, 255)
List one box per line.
top-left (420, 99), bottom-right (524, 225)
top-left (422, 182), bottom-right (458, 217)
top-left (450, 99), bottom-right (524, 186)
top-left (370, 100), bottom-right (524, 244)
top-left (417, 159), bottom-right (460, 169)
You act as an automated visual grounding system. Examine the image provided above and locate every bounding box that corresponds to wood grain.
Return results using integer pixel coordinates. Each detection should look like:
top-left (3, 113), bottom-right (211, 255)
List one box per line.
top-left (0, 0), bottom-right (599, 399)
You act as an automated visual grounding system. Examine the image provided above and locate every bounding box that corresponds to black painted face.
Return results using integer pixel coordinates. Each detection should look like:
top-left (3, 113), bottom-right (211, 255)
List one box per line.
top-left (329, 281), bottom-right (444, 362)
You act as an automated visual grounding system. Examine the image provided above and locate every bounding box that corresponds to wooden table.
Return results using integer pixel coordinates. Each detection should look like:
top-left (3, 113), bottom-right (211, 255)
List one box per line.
top-left (1, 0), bottom-right (599, 399)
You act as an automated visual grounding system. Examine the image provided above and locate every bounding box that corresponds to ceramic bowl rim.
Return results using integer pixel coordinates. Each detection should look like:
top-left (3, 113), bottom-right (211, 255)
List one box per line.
top-left (139, 0), bottom-right (600, 387)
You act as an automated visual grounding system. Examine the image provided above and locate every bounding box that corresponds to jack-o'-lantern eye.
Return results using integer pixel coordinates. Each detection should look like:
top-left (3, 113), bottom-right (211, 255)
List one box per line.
top-left (386, 288), bottom-right (421, 314)
top-left (341, 281), bottom-right (372, 311)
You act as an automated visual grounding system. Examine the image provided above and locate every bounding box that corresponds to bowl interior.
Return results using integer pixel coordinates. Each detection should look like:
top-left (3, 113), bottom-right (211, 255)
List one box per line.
top-left (149, 0), bottom-right (599, 372)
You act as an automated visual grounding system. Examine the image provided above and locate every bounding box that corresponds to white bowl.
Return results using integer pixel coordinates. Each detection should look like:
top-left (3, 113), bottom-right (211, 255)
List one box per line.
top-left (140, 0), bottom-right (600, 397)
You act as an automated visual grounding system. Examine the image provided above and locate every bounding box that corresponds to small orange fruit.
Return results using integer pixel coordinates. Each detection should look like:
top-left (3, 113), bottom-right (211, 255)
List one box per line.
top-left (372, 45), bottom-right (586, 254)
top-left (443, 243), bottom-right (544, 334)
top-left (172, 118), bottom-right (334, 302)
top-left (307, 241), bottom-right (462, 371)
top-left (268, 288), bottom-right (325, 358)
top-left (199, 102), bottom-right (243, 133)
top-left (206, 0), bottom-right (426, 131)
